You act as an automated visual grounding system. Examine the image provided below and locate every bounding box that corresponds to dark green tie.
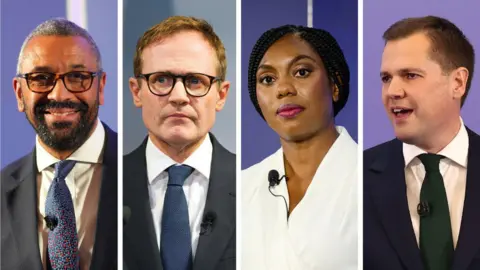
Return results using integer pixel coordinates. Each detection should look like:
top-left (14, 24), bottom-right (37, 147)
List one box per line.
top-left (418, 153), bottom-right (454, 270)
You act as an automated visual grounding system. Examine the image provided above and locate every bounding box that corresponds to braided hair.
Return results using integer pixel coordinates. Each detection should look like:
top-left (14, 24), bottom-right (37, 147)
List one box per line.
top-left (248, 25), bottom-right (350, 119)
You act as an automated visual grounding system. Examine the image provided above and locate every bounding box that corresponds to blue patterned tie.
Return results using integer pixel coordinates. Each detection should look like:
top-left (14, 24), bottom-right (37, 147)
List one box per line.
top-left (45, 160), bottom-right (79, 269)
top-left (161, 165), bottom-right (194, 270)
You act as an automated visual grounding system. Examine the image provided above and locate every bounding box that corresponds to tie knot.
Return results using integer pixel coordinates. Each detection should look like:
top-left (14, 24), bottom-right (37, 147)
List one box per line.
top-left (417, 153), bottom-right (444, 173)
top-left (54, 160), bottom-right (77, 179)
top-left (167, 165), bottom-right (194, 186)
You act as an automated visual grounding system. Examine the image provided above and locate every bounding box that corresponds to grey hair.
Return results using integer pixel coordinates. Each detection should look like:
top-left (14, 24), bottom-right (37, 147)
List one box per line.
top-left (16, 18), bottom-right (102, 74)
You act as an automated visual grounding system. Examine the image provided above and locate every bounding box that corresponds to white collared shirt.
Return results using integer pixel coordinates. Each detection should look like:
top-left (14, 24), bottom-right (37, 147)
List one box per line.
top-left (36, 119), bottom-right (105, 270)
top-left (403, 118), bottom-right (468, 248)
top-left (242, 126), bottom-right (358, 270)
top-left (146, 133), bottom-right (212, 258)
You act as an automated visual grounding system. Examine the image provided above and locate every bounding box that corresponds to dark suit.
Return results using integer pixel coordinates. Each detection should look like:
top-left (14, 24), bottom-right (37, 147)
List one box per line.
top-left (364, 127), bottom-right (480, 270)
top-left (123, 133), bottom-right (236, 270)
top-left (1, 123), bottom-right (118, 270)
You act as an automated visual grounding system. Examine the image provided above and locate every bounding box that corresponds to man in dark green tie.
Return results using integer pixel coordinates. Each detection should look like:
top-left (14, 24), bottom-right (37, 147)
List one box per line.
top-left (364, 16), bottom-right (480, 270)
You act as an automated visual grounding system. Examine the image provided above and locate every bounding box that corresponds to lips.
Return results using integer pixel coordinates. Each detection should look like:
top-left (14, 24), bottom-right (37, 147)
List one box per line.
top-left (168, 113), bottom-right (190, 118)
top-left (44, 108), bottom-right (80, 115)
top-left (276, 104), bottom-right (305, 118)
top-left (391, 106), bottom-right (413, 121)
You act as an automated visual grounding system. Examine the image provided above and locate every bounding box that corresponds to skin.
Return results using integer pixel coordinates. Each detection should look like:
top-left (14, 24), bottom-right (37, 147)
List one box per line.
top-left (380, 32), bottom-right (468, 153)
top-left (13, 35), bottom-right (105, 160)
top-left (256, 34), bottom-right (340, 214)
top-left (129, 30), bottom-right (230, 163)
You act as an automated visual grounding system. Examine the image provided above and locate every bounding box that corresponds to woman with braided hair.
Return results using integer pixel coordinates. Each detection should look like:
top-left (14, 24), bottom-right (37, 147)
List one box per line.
top-left (242, 25), bottom-right (357, 269)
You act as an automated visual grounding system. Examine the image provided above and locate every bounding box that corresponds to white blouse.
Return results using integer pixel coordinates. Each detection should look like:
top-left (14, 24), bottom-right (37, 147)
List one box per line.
top-left (242, 126), bottom-right (358, 270)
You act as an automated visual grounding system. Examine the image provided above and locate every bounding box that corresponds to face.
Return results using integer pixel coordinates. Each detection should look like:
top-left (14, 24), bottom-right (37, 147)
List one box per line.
top-left (13, 36), bottom-right (105, 151)
top-left (255, 34), bottom-right (338, 142)
top-left (381, 32), bottom-right (466, 146)
top-left (130, 31), bottom-right (229, 148)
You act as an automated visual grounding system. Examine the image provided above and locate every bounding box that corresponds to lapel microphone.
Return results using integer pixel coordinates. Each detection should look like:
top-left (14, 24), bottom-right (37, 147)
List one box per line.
top-left (200, 211), bottom-right (217, 236)
top-left (44, 215), bottom-right (58, 231)
top-left (417, 201), bottom-right (430, 217)
top-left (268, 170), bottom-right (289, 217)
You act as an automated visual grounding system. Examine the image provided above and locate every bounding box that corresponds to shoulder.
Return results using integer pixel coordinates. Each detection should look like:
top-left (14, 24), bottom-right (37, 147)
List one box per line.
top-left (364, 139), bottom-right (399, 166)
top-left (124, 138), bottom-right (147, 165)
top-left (242, 150), bottom-right (279, 195)
top-left (1, 152), bottom-right (34, 190)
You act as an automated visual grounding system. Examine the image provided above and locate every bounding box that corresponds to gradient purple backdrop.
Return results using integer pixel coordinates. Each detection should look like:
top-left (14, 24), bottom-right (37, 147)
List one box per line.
top-left (241, 0), bottom-right (358, 169)
top-left (364, 0), bottom-right (480, 149)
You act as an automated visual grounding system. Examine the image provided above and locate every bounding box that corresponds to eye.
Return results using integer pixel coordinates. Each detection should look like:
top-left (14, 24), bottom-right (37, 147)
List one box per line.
top-left (381, 75), bottom-right (391, 83)
top-left (405, 73), bottom-right (419, 80)
top-left (189, 77), bottom-right (201, 85)
top-left (259, 75), bottom-right (276, 85)
top-left (67, 72), bottom-right (90, 81)
top-left (156, 76), bottom-right (168, 83)
top-left (30, 73), bottom-right (53, 81)
top-left (295, 68), bottom-right (311, 78)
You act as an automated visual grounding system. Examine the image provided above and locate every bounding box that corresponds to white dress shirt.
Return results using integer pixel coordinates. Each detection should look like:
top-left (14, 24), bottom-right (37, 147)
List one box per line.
top-left (37, 119), bottom-right (105, 270)
top-left (403, 118), bottom-right (468, 248)
top-left (242, 126), bottom-right (358, 270)
top-left (146, 133), bottom-right (212, 258)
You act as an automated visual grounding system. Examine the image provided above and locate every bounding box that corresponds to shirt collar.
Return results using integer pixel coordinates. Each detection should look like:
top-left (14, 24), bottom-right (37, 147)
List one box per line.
top-left (36, 118), bottom-right (105, 172)
top-left (274, 125), bottom-right (354, 175)
top-left (403, 118), bottom-right (468, 168)
top-left (146, 133), bottom-right (213, 183)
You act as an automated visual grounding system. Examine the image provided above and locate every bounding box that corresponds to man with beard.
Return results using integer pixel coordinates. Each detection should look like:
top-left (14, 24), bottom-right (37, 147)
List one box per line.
top-left (1, 18), bottom-right (117, 270)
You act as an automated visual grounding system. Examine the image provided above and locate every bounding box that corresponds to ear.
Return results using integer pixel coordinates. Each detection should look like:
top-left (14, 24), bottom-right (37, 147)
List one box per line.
top-left (215, 80), bottom-right (230, 111)
top-left (332, 82), bottom-right (340, 102)
top-left (129, 77), bottom-right (143, 108)
top-left (98, 72), bottom-right (106, 105)
top-left (451, 67), bottom-right (468, 101)
top-left (13, 78), bottom-right (25, 112)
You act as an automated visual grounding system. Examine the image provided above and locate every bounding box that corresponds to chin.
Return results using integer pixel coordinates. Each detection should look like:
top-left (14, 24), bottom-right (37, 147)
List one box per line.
top-left (163, 128), bottom-right (202, 146)
top-left (394, 129), bottom-right (417, 145)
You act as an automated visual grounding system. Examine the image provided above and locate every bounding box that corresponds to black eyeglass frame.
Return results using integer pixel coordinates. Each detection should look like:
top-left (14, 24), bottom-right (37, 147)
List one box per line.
top-left (16, 70), bottom-right (103, 93)
top-left (136, 71), bottom-right (223, 97)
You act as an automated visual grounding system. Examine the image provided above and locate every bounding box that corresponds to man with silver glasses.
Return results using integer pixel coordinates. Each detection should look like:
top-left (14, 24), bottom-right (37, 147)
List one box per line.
top-left (123, 16), bottom-right (236, 270)
top-left (1, 18), bottom-right (117, 270)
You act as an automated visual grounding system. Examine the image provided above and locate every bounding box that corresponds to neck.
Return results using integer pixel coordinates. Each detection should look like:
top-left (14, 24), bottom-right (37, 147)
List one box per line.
top-left (415, 118), bottom-right (461, 154)
top-left (281, 124), bottom-right (339, 181)
top-left (150, 133), bottom-right (206, 163)
top-left (39, 120), bottom-right (98, 160)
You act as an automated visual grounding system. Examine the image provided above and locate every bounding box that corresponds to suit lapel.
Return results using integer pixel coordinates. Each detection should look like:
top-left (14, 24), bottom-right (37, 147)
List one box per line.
top-left (193, 134), bottom-right (235, 270)
top-left (368, 139), bottom-right (423, 270)
top-left (90, 124), bottom-right (118, 270)
top-left (124, 138), bottom-right (163, 270)
top-left (3, 150), bottom-right (43, 270)
top-left (452, 128), bottom-right (480, 270)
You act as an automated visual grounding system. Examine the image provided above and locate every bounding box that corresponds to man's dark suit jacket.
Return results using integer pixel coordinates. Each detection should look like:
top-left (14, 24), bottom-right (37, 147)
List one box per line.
top-left (123, 133), bottom-right (236, 270)
top-left (1, 123), bottom-right (118, 270)
top-left (364, 127), bottom-right (480, 270)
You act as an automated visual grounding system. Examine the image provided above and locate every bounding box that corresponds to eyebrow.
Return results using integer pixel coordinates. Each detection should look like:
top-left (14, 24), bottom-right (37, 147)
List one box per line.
top-left (257, 54), bottom-right (318, 72)
top-left (69, 64), bottom-right (87, 69)
top-left (380, 68), bottom-right (426, 77)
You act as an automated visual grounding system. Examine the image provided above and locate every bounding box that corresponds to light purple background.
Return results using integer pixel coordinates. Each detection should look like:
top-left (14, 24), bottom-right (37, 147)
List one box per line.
top-left (0, 0), bottom-right (118, 168)
top-left (364, 0), bottom-right (480, 149)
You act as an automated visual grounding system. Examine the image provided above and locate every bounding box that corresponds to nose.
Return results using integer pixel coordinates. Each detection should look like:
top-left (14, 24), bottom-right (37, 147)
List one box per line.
top-left (47, 77), bottom-right (76, 101)
top-left (168, 79), bottom-right (190, 105)
top-left (276, 77), bottom-right (297, 99)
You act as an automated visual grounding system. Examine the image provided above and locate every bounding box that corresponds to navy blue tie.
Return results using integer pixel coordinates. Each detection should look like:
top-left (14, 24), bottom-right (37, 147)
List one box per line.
top-left (161, 165), bottom-right (194, 270)
top-left (45, 160), bottom-right (79, 269)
